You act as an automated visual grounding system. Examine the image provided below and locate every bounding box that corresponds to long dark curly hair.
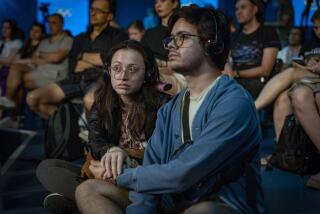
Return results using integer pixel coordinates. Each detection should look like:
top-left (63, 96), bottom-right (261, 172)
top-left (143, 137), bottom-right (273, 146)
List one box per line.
top-left (94, 40), bottom-right (161, 142)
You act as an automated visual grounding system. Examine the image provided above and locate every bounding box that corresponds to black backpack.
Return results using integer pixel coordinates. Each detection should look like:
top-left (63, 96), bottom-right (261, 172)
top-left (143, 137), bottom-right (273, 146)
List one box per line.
top-left (44, 101), bottom-right (84, 161)
top-left (269, 114), bottom-right (320, 175)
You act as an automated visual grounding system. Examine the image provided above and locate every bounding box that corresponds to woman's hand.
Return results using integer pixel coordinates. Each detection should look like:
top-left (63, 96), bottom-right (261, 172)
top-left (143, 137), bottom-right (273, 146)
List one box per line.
top-left (306, 57), bottom-right (320, 74)
top-left (100, 147), bottom-right (130, 180)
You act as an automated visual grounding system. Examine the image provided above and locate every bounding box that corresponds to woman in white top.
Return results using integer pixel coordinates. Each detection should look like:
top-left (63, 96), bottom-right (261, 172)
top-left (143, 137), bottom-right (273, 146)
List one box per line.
top-left (0, 19), bottom-right (23, 68)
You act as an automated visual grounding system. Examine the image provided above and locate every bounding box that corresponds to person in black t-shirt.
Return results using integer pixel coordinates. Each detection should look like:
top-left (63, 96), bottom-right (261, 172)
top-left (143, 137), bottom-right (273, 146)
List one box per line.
top-left (26, 0), bottom-right (128, 119)
top-left (255, 10), bottom-right (320, 142)
top-left (141, 0), bottom-right (187, 96)
top-left (224, 0), bottom-right (281, 99)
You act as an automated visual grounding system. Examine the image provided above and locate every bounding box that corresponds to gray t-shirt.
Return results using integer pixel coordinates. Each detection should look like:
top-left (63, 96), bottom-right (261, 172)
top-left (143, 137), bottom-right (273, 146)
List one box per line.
top-left (33, 33), bottom-right (73, 80)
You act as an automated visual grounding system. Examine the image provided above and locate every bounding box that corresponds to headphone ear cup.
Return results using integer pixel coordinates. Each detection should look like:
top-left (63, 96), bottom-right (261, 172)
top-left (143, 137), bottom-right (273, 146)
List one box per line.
top-left (205, 39), bottom-right (224, 56)
top-left (145, 66), bottom-right (156, 83)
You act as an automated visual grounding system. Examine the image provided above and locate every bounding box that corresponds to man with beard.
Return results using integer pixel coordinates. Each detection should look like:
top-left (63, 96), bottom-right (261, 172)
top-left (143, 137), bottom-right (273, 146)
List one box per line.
top-left (26, 0), bottom-right (128, 119)
top-left (76, 5), bottom-right (265, 214)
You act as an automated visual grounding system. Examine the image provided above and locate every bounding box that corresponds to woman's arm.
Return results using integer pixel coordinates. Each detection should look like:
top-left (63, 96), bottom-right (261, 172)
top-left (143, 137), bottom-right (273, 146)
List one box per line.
top-left (0, 48), bottom-right (20, 66)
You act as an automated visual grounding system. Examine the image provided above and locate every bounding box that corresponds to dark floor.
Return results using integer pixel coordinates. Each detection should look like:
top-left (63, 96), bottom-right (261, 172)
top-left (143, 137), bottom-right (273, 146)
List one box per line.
top-left (1, 126), bottom-right (320, 214)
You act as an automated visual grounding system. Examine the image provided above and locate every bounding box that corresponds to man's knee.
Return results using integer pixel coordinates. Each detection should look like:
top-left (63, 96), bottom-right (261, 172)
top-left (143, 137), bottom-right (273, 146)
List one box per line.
top-left (75, 179), bottom-right (98, 202)
top-left (26, 90), bottom-right (39, 109)
top-left (184, 201), bottom-right (237, 214)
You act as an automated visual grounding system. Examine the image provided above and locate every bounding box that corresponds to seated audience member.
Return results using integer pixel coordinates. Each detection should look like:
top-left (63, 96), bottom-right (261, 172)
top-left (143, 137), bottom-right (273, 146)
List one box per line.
top-left (0, 15), bottom-right (72, 110)
top-left (290, 63), bottom-right (320, 189)
top-left (76, 5), bottom-right (265, 214)
top-left (255, 9), bottom-right (320, 141)
top-left (128, 20), bottom-right (145, 42)
top-left (224, 0), bottom-right (281, 99)
top-left (141, 0), bottom-right (187, 96)
top-left (36, 40), bottom-right (166, 213)
top-left (0, 22), bottom-right (45, 127)
top-left (0, 19), bottom-right (23, 95)
top-left (29, 13), bottom-right (73, 87)
top-left (26, 0), bottom-right (128, 119)
top-left (277, 27), bottom-right (303, 69)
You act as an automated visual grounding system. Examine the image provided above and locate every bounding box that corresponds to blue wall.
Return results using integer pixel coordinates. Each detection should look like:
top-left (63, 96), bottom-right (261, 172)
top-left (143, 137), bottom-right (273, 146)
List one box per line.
top-left (116, 0), bottom-right (154, 28)
top-left (0, 0), bottom-right (309, 38)
top-left (0, 0), bottom-right (37, 37)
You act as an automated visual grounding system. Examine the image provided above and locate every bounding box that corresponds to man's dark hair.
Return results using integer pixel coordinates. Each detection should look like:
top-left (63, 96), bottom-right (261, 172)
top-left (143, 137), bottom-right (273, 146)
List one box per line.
top-left (102, 0), bottom-right (116, 14)
top-left (168, 4), bottom-right (230, 70)
top-left (50, 13), bottom-right (64, 24)
top-left (312, 9), bottom-right (320, 23)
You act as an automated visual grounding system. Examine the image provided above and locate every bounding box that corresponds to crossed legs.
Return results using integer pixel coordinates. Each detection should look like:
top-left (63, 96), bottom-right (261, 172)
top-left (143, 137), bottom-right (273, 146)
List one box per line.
top-left (76, 179), bottom-right (237, 214)
top-left (255, 67), bottom-right (316, 110)
top-left (291, 86), bottom-right (320, 150)
top-left (75, 179), bottom-right (130, 214)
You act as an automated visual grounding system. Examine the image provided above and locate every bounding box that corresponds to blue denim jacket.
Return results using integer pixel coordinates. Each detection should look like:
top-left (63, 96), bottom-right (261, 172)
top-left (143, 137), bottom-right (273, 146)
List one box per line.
top-left (117, 75), bottom-right (266, 214)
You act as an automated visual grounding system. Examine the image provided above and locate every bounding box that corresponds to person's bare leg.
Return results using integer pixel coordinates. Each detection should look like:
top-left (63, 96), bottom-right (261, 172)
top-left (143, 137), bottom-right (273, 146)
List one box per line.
top-left (38, 103), bottom-right (59, 119)
top-left (183, 201), bottom-right (236, 214)
top-left (83, 88), bottom-right (96, 116)
top-left (6, 63), bottom-right (32, 101)
top-left (26, 83), bottom-right (65, 119)
top-left (255, 67), bottom-right (315, 110)
top-left (75, 179), bottom-right (130, 214)
top-left (291, 86), bottom-right (320, 150)
top-left (23, 72), bottom-right (37, 90)
top-left (273, 89), bottom-right (293, 141)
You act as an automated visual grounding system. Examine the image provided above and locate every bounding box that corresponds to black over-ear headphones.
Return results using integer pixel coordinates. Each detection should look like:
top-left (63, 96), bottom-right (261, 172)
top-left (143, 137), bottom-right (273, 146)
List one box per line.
top-left (204, 8), bottom-right (224, 56)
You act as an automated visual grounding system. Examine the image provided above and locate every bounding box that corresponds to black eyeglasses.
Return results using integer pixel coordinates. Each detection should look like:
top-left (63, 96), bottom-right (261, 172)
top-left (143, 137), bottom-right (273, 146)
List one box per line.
top-left (90, 7), bottom-right (109, 14)
top-left (162, 33), bottom-right (201, 49)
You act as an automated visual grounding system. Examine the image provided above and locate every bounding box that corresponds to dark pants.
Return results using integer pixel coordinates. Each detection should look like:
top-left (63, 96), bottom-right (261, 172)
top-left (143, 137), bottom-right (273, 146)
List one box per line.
top-left (36, 159), bottom-right (83, 213)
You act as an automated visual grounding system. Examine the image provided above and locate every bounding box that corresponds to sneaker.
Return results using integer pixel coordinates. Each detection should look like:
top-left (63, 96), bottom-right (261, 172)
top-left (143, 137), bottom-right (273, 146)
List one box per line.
top-left (43, 193), bottom-right (79, 214)
top-left (0, 97), bottom-right (16, 109)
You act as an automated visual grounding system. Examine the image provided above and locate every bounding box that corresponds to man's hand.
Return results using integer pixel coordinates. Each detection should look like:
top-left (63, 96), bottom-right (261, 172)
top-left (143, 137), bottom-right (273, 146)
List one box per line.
top-left (100, 147), bottom-right (130, 180)
top-left (74, 60), bottom-right (94, 73)
top-left (31, 52), bottom-right (46, 66)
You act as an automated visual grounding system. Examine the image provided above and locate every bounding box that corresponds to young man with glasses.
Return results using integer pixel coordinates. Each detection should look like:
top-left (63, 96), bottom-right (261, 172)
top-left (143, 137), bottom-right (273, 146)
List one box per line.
top-left (76, 5), bottom-right (265, 214)
top-left (26, 0), bottom-right (128, 119)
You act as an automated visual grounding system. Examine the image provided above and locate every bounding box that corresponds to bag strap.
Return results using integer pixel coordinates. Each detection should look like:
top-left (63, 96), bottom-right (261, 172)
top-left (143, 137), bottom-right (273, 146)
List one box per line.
top-left (50, 103), bottom-right (73, 158)
top-left (182, 91), bottom-right (191, 144)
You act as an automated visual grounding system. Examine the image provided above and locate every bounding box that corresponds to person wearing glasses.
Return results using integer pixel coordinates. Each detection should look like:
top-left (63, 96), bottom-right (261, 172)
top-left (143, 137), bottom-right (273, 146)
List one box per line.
top-left (36, 40), bottom-right (167, 213)
top-left (26, 0), bottom-right (128, 119)
top-left (224, 0), bottom-right (281, 100)
top-left (141, 0), bottom-right (187, 96)
top-left (76, 5), bottom-right (265, 214)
